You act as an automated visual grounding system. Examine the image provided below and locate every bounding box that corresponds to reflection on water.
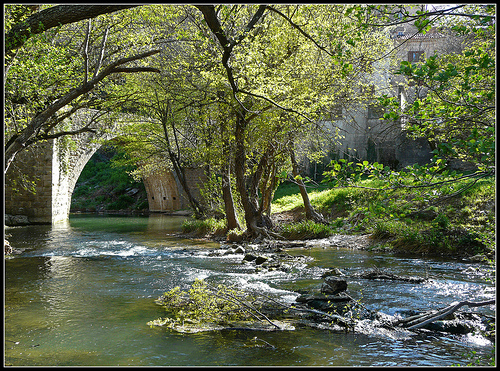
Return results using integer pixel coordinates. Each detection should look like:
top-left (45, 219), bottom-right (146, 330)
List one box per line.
top-left (4, 214), bottom-right (495, 366)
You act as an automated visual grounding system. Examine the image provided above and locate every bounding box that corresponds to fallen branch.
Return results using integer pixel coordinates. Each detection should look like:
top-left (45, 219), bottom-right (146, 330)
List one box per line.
top-left (248, 288), bottom-right (357, 330)
top-left (357, 268), bottom-right (427, 283)
top-left (205, 282), bottom-right (282, 330)
top-left (399, 299), bottom-right (495, 330)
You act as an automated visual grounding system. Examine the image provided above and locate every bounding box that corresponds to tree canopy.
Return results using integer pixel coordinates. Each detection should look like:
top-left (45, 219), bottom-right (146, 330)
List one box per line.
top-left (4, 4), bottom-right (495, 239)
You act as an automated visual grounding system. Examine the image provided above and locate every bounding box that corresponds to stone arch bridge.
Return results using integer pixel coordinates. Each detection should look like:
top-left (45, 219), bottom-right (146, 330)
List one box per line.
top-left (4, 109), bottom-right (206, 225)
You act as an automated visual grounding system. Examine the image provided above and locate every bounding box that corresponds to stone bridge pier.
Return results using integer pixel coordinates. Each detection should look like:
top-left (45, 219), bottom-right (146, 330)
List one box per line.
top-left (4, 110), bottom-right (206, 225)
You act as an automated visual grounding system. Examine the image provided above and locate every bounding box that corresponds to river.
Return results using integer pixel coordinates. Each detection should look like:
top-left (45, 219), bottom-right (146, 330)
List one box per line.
top-left (4, 214), bottom-right (495, 366)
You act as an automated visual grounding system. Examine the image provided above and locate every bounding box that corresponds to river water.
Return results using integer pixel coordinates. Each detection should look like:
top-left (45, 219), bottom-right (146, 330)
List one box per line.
top-left (4, 214), bottom-right (495, 366)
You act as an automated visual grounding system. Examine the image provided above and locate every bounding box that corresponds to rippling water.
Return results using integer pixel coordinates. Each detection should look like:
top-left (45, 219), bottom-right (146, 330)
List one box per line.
top-left (4, 214), bottom-right (495, 366)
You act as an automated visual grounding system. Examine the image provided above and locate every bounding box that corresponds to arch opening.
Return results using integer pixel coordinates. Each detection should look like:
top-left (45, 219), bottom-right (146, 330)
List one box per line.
top-left (70, 143), bottom-right (149, 214)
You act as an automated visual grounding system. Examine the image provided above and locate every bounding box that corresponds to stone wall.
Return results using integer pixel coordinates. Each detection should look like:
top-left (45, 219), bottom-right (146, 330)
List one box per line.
top-left (143, 169), bottom-right (182, 212)
top-left (143, 167), bottom-right (207, 213)
top-left (318, 26), bottom-right (461, 171)
top-left (6, 110), bottom-right (129, 225)
top-left (4, 130), bottom-right (107, 225)
top-left (4, 142), bottom-right (55, 224)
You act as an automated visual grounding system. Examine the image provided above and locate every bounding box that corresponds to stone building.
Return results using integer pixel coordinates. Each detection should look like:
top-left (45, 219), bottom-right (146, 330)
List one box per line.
top-left (307, 11), bottom-right (465, 177)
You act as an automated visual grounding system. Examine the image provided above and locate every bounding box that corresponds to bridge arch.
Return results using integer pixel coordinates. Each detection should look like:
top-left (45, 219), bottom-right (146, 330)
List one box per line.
top-left (4, 109), bottom-right (206, 225)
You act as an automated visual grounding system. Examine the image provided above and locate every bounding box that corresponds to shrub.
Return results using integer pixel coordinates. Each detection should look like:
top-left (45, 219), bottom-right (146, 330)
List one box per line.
top-left (148, 279), bottom-right (264, 332)
top-left (280, 219), bottom-right (333, 240)
top-left (181, 217), bottom-right (226, 236)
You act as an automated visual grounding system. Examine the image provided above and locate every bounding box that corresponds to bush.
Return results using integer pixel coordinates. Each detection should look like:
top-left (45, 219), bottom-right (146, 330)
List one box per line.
top-left (280, 220), bottom-right (333, 240)
top-left (181, 217), bottom-right (226, 236)
top-left (148, 279), bottom-right (264, 332)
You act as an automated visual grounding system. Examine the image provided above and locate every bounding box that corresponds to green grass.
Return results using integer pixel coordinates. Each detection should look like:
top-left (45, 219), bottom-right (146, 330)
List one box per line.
top-left (181, 217), bottom-right (227, 237)
top-left (271, 174), bottom-right (495, 258)
top-left (280, 219), bottom-right (333, 240)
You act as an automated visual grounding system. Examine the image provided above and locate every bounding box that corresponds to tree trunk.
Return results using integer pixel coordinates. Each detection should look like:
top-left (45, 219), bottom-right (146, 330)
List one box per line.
top-left (260, 162), bottom-right (278, 217)
top-left (218, 106), bottom-right (240, 231)
top-left (397, 299), bottom-right (496, 330)
top-left (234, 113), bottom-right (276, 239)
top-left (289, 144), bottom-right (327, 224)
top-left (160, 112), bottom-right (206, 219)
top-left (221, 165), bottom-right (240, 230)
top-left (234, 114), bottom-right (263, 237)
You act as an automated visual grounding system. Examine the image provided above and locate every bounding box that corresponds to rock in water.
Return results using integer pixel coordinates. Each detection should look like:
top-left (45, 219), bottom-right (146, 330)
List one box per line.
top-left (321, 276), bottom-right (348, 295)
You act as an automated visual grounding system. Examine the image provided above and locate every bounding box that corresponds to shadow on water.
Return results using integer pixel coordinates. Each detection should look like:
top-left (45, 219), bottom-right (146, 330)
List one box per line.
top-left (4, 214), bottom-right (495, 366)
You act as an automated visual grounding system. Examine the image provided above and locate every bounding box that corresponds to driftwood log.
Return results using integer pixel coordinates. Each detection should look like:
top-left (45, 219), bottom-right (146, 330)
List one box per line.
top-left (357, 268), bottom-right (427, 283)
top-left (396, 299), bottom-right (496, 330)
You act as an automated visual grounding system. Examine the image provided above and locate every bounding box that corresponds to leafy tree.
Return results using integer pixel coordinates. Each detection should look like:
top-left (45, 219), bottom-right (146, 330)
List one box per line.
top-left (324, 5), bottom-right (495, 209)
top-left (195, 4), bottom-right (390, 238)
top-left (4, 5), bottom-right (160, 174)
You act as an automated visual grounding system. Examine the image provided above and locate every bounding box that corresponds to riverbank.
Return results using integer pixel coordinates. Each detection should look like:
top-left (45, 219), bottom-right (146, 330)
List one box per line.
top-left (176, 204), bottom-right (495, 264)
top-left (269, 175), bottom-right (495, 262)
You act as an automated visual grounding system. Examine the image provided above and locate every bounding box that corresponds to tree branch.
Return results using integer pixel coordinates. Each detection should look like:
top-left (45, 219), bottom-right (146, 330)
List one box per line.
top-left (6, 5), bottom-right (138, 52)
top-left (110, 67), bottom-right (161, 74)
top-left (83, 19), bottom-right (91, 83)
top-left (266, 5), bottom-right (334, 57)
top-left (5, 48), bottom-right (161, 174)
top-left (93, 27), bottom-right (109, 79)
top-left (405, 299), bottom-right (495, 330)
top-left (239, 89), bottom-right (315, 124)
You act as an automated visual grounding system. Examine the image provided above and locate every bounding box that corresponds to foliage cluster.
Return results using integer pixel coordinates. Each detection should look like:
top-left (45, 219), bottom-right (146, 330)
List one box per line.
top-left (147, 279), bottom-right (266, 332)
top-left (279, 219), bottom-right (333, 240)
top-left (272, 171), bottom-right (495, 258)
top-left (181, 217), bottom-right (227, 237)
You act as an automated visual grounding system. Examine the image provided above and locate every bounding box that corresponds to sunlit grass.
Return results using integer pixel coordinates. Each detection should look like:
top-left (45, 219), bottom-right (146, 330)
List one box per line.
top-left (181, 217), bottom-right (226, 237)
top-left (271, 174), bottom-right (495, 256)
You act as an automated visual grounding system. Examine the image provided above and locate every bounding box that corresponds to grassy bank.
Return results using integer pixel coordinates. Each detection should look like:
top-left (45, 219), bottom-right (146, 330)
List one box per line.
top-left (272, 175), bottom-right (495, 259)
top-left (186, 174), bottom-right (495, 260)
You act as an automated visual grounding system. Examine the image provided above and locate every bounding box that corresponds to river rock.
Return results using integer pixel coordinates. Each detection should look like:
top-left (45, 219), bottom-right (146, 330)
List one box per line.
top-left (243, 253), bottom-right (258, 262)
top-left (223, 248), bottom-right (235, 255)
top-left (321, 268), bottom-right (344, 278)
top-left (423, 320), bottom-right (474, 334)
top-left (469, 254), bottom-right (488, 263)
top-left (296, 292), bottom-right (352, 311)
top-left (255, 256), bottom-right (268, 265)
top-left (321, 276), bottom-right (348, 295)
top-left (233, 246), bottom-right (245, 254)
top-left (223, 245), bottom-right (245, 255)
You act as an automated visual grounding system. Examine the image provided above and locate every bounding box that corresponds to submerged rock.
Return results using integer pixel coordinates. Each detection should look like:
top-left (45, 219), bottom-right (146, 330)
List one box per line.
top-left (356, 269), bottom-right (427, 283)
top-left (255, 256), bottom-right (268, 265)
top-left (296, 292), bottom-right (353, 312)
top-left (243, 253), bottom-right (258, 262)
